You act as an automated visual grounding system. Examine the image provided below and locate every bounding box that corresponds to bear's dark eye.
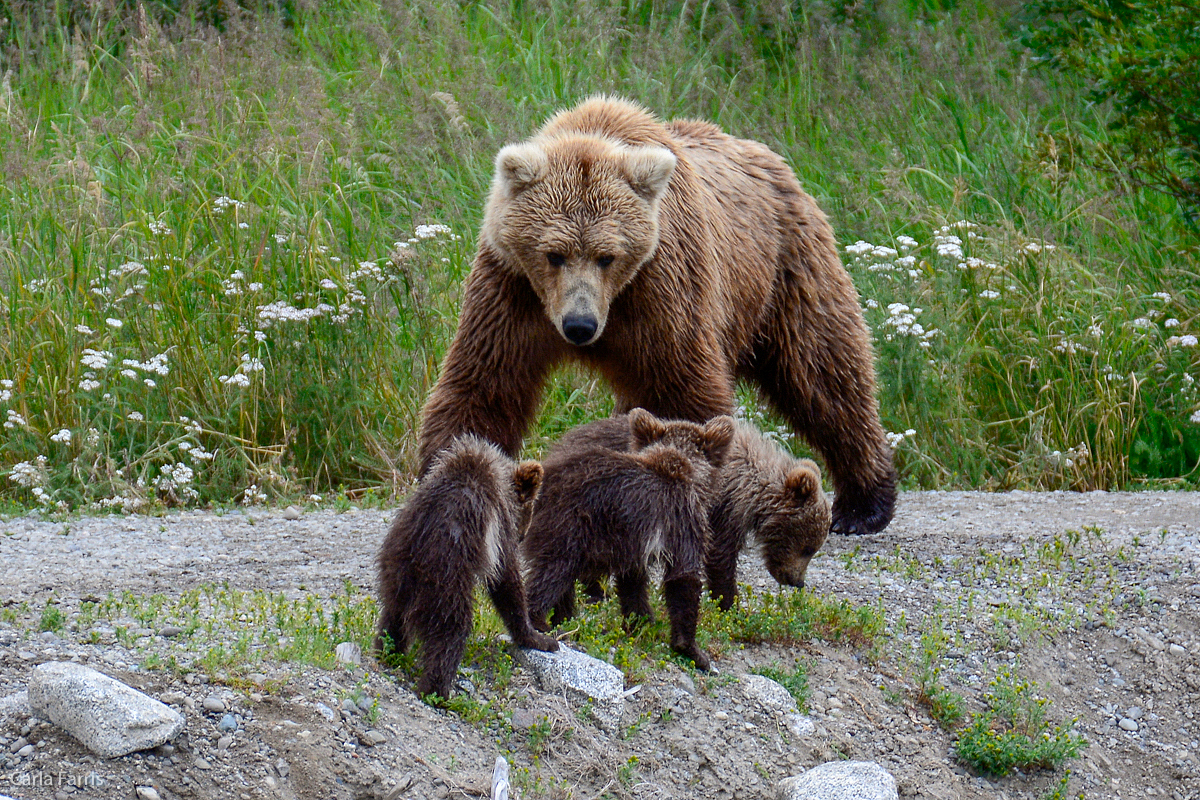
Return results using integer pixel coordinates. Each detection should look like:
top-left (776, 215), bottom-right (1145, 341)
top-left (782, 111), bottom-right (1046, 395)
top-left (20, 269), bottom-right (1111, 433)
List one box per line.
top-left (546, 252), bottom-right (566, 268)
top-left (596, 255), bottom-right (614, 269)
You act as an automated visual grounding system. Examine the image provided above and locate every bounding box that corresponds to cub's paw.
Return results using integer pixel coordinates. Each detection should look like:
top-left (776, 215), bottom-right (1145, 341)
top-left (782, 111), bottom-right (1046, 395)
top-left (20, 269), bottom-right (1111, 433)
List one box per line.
top-left (518, 631), bottom-right (560, 652)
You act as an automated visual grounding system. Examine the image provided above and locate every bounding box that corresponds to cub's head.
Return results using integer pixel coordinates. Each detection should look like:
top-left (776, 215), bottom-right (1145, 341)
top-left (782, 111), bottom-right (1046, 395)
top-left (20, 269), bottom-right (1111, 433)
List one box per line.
top-left (757, 460), bottom-right (831, 589)
top-left (481, 135), bottom-right (676, 347)
top-left (628, 408), bottom-right (735, 486)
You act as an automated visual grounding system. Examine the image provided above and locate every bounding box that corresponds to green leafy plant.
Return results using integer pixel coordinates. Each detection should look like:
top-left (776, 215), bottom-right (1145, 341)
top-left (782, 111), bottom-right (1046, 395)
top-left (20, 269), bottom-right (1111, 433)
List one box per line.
top-left (1019, 0), bottom-right (1200, 222)
top-left (749, 660), bottom-right (811, 711)
top-left (955, 667), bottom-right (1086, 776)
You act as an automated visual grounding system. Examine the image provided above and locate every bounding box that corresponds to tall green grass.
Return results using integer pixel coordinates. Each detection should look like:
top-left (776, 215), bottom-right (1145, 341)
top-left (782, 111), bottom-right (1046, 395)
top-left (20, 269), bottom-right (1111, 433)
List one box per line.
top-left (1, 0), bottom-right (1197, 509)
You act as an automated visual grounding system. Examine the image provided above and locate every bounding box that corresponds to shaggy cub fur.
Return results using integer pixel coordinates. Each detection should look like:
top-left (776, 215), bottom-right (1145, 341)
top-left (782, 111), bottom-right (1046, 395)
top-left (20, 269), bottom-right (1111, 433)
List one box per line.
top-left (706, 420), bottom-right (832, 610)
top-left (553, 415), bottom-right (832, 610)
top-left (376, 435), bottom-right (557, 699)
top-left (522, 409), bottom-right (734, 670)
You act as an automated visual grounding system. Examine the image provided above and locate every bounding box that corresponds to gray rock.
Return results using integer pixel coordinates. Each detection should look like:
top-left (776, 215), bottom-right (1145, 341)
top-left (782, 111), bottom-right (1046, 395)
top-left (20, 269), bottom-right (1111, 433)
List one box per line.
top-left (202, 695), bottom-right (226, 713)
top-left (517, 645), bottom-right (625, 732)
top-left (740, 674), bottom-right (798, 715)
top-left (314, 702), bottom-right (337, 723)
top-left (282, 505), bottom-right (302, 520)
top-left (335, 642), bottom-right (362, 666)
top-left (1169, 643), bottom-right (1186, 656)
top-left (341, 698), bottom-right (359, 716)
top-left (17, 743), bottom-right (34, 758)
top-left (194, 757), bottom-right (211, 769)
top-left (9, 737), bottom-right (28, 753)
top-left (785, 713), bottom-right (816, 738)
top-left (28, 662), bottom-right (185, 758)
top-left (159, 626), bottom-right (184, 638)
top-left (217, 713), bottom-right (238, 732)
top-left (1125, 706), bottom-right (1143, 720)
top-left (217, 735), bottom-right (233, 751)
top-left (1119, 718), bottom-right (1139, 732)
top-left (0, 691), bottom-right (30, 718)
top-left (777, 761), bottom-right (898, 800)
top-left (135, 787), bottom-right (160, 800)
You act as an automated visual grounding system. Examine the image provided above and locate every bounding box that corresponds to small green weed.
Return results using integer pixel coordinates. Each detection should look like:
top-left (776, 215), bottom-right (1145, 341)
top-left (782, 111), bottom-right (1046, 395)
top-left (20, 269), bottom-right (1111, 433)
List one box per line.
top-left (955, 668), bottom-right (1086, 777)
top-left (38, 599), bottom-right (64, 633)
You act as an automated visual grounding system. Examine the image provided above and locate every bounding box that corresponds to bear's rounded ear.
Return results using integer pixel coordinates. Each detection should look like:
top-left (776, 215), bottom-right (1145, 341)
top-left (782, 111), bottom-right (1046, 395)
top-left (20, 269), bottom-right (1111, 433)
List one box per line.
top-left (701, 416), bottom-right (736, 466)
top-left (784, 466), bottom-right (820, 505)
top-left (629, 408), bottom-right (664, 449)
top-left (622, 146), bottom-right (676, 203)
top-left (495, 143), bottom-right (549, 195)
top-left (513, 461), bottom-right (544, 504)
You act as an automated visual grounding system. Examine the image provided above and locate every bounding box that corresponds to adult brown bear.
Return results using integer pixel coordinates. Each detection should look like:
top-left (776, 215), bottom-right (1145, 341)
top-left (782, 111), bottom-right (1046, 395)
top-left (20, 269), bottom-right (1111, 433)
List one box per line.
top-left (419, 96), bottom-right (895, 535)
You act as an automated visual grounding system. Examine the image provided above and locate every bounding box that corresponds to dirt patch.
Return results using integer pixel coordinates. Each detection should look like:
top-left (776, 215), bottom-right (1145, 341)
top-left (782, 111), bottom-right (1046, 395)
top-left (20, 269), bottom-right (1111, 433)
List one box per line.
top-left (0, 490), bottom-right (1197, 799)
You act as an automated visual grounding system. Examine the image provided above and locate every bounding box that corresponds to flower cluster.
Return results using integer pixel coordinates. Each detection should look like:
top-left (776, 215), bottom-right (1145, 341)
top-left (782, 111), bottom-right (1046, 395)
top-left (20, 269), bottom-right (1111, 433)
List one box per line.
top-left (213, 195), bottom-right (245, 213)
top-left (0, 378), bottom-right (11, 403)
top-left (879, 303), bottom-right (940, 347)
top-left (885, 429), bottom-right (917, 448)
top-left (8, 456), bottom-right (51, 505)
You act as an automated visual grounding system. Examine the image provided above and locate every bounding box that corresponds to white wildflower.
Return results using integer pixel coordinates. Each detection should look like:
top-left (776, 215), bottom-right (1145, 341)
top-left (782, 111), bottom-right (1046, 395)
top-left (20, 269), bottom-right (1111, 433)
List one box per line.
top-left (85, 428), bottom-right (100, 446)
top-left (1088, 324), bottom-right (1103, 337)
top-left (1129, 318), bottom-right (1153, 329)
top-left (247, 282), bottom-right (263, 292)
top-left (144, 379), bottom-right (156, 388)
top-left (895, 255), bottom-right (917, 268)
top-left (75, 324), bottom-right (95, 335)
top-left (896, 235), bottom-right (918, 250)
top-left (242, 483), bottom-right (268, 505)
top-left (865, 299), bottom-right (878, 309)
top-left (414, 224), bottom-right (452, 239)
top-left (120, 369), bottom-right (137, 379)
top-left (1165, 318), bottom-right (1180, 328)
top-left (106, 317), bottom-right (124, 329)
top-left (238, 222), bottom-right (249, 229)
top-left (5, 409), bottom-right (27, 429)
top-left (885, 429), bottom-right (917, 448)
top-left (149, 219), bottom-right (172, 236)
top-left (1152, 292), bottom-right (1171, 302)
top-left (979, 290), bottom-right (1000, 299)
top-left (845, 241), bottom-right (874, 256)
top-left (213, 195), bottom-right (245, 212)
top-left (319, 279), bottom-right (338, 290)
top-left (274, 233), bottom-right (289, 244)
top-left (219, 373), bottom-right (251, 387)
top-left (127, 411), bottom-right (144, 421)
top-left (1180, 335), bottom-right (1198, 347)
top-left (50, 428), bottom-right (72, 444)
top-left (1192, 409), bottom-right (1200, 424)
top-left (239, 354), bottom-right (264, 373)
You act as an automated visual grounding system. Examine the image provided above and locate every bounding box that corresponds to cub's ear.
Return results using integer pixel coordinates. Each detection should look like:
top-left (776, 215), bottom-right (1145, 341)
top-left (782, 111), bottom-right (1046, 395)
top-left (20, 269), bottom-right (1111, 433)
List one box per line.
top-left (513, 461), bottom-right (544, 504)
top-left (495, 143), bottom-right (549, 195)
top-left (784, 465), bottom-right (821, 505)
top-left (629, 408), bottom-right (664, 449)
top-left (701, 416), bottom-right (735, 466)
top-left (622, 145), bottom-right (676, 203)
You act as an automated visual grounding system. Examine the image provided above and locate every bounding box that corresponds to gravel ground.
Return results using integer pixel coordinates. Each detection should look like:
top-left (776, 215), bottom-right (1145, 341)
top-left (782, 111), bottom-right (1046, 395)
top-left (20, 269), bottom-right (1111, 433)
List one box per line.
top-left (0, 490), bottom-right (1197, 800)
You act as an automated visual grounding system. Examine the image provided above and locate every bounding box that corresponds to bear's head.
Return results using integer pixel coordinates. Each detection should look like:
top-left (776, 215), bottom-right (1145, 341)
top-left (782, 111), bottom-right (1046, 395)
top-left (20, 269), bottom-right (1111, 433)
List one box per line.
top-left (481, 134), bottom-right (677, 347)
top-left (628, 408), bottom-right (735, 487)
top-left (756, 459), bottom-right (831, 589)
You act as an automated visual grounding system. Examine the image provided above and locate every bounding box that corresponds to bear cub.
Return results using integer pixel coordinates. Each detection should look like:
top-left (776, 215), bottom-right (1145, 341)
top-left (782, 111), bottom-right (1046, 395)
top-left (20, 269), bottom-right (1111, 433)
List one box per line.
top-left (522, 409), bottom-right (734, 670)
top-left (554, 414), bottom-right (831, 610)
top-left (376, 435), bottom-right (558, 700)
top-left (705, 420), bottom-right (832, 610)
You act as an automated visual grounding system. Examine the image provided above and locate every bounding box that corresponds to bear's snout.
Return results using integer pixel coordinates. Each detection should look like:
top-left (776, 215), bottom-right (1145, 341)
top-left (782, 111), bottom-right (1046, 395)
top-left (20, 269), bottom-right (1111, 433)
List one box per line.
top-left (561, 314), bottom-right (599, 346)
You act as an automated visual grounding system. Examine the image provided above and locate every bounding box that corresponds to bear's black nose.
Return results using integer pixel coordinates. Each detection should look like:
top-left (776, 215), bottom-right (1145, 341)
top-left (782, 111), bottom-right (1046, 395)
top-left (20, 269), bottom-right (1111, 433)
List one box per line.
top-left (562, 314), bottom-right (598, 345)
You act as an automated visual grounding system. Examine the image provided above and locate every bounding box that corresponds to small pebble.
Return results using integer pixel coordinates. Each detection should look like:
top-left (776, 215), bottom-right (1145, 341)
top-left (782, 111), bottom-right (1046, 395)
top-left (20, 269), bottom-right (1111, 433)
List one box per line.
top-left (282, 505), bottom-right (302, 520)
top-left (17, 743), bottom-right (34, 758)
top-left (218, 713), bottom-right (238, 732)
top-left (1169, 643), bottom-right (1186, 656)
top-left (1119, 718), bottom-right (1139, 732)
top-left (9, 737), bottom-right (28, 754)
top-left (341, 698), bottom-right (359, 715)
top-left (714, 711), bottom-right (729, 720)
top-left (217, 735), bottom-right (233, 751)
top-left (194, 757), bottom-right (211, 770)
top-left (135, 788), bottom-right (160, 800)
top-left (159, 626), bottom-right (184, 637)
top-left (365, 730), bottom-right (386, 745)
top-left (1126, 707), bottom-right (1143, 720)
top-left (203, 695), bottom-right (226, 713)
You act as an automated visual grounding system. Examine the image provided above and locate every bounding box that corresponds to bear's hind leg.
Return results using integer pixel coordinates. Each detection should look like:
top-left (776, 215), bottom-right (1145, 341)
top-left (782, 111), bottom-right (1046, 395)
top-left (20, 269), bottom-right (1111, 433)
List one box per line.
top-left (412, 592), bottom-right (472, 702)
top-left (615, 567), bottom-right (655, 625)
top-left (375, 574), bottom-right (413, 658)
top-left (487, 554), bottom-right (559, 652)
top-left (662, 575), bottom-right (709, 671)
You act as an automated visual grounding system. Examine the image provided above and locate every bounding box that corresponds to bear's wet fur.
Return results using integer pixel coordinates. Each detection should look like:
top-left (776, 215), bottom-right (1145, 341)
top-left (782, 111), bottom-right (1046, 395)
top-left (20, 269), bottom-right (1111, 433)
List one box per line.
top-left (418, 96), bottom-right (895, 536)
top-left (522, 409), bottom-right (734, 670)
top-left (375, 435), bottom-right (557, 700)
